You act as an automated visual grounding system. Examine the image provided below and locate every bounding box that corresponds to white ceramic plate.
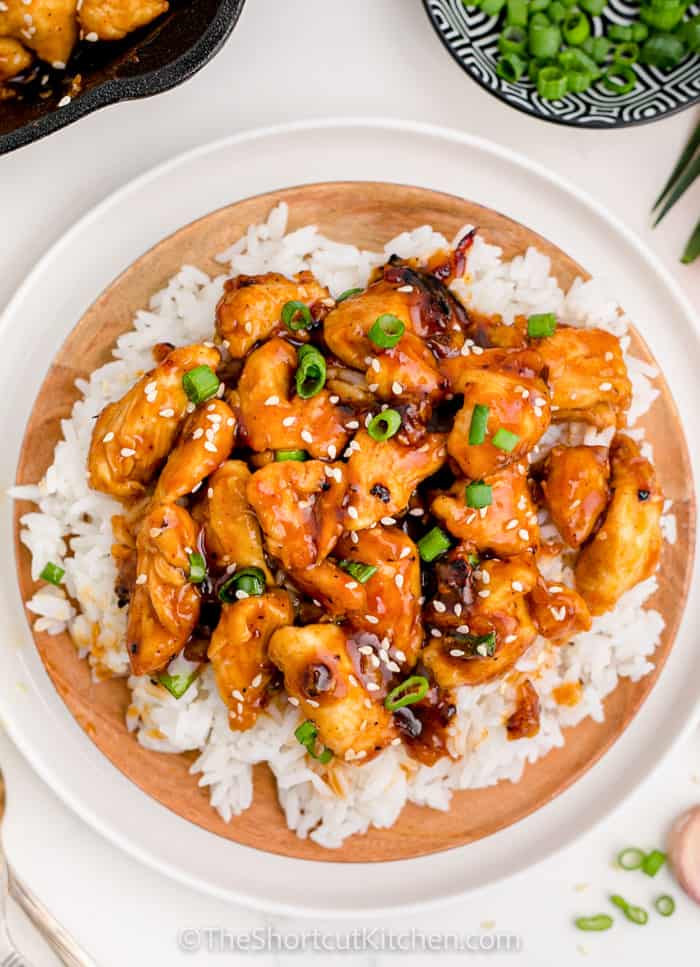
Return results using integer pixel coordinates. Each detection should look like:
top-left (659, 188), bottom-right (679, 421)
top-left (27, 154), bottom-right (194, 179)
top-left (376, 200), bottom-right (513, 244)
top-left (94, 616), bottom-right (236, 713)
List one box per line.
top-left (0, 119), bottom-right (698, 917)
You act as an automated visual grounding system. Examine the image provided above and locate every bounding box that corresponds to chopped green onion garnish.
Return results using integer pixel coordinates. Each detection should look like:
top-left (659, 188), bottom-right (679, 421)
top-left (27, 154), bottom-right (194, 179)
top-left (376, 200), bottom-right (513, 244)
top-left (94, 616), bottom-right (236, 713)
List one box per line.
top-left (468, 403), bottom-right (489, 445)
top-left (655, 895), bottom-right (675, 917)
top-left (574, 914), bottom-right (613, 932)
top-left (499, 24), bottom-right (528, 55)
top-left (188, 551), bottom-right (206, 584)
top-left (385, 675), bottom-right (430, 711)
top-left (158, 671), bottom-right (197, 699)
top-left (562, 9), bottom-right (590, 46)
top-left (610, 895), bottom-right (648, 925)
top-left (681, 217), bottom-right (700, 265)
top-left (467, 552), bottom-right (480, 568)
top-left (281, 300), bottom-right (313, 331)
top-left (498, 51), bottom-right (528, 82)
top-left (454, 630), bottom-right (498, 657)
top-left (338, 560), bottom-right (378, 584)
top-left (417, 527), bottom-right (452, 563)
top-left (608, 23), bottom-right (633, 43)
top-left (336, 288), bottom-right (363, 303)
top-left (642, 849), bottom-right (666, 877)
top-left (579, 0), bottom-right (605, 14)
top-left (530, 21), bottom-right (562, 59)
top-left (40, 561), bottom-right (65, 586)
top-left (367, 409), bottom-right (401, 442)
top-left (465, 481), bottom-right (493, 509)
top-left (614, 42), bottom-right (640, 65)
top-left (295, 344), bottom-right (326, 399)
top-left (537, 64), bottom-right (568, 99)
top-left (368, 314), bottom-right (405, 349)
top-left (218, 566), bottom-right (266, 602)
top-left (480, 0), bottom-right (506, 14)
top-left (275, 449), bottom-right (308, 462)
top-left (182, 365), bottom-right (220, 405)
top-left (641, 32), bottom-right (686, 69)
top-left (294, 719), bottom-right (333, 763)
top-left (527, 312), bottom-right (557, 338)
top-left (492, 428), bottom-right (520, 452)
top-left (602, 63), bottom-right (636, 95)
top-left (617, 847), bottom-right (645, 870)
top-left (506, 0), bottom-right (528, 28)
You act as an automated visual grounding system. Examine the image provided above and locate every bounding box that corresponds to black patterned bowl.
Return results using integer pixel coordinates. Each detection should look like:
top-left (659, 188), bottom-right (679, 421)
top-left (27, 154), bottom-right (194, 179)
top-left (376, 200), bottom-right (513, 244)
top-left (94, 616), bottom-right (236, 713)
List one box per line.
top-left (423, 0), bottom-right (700, 128)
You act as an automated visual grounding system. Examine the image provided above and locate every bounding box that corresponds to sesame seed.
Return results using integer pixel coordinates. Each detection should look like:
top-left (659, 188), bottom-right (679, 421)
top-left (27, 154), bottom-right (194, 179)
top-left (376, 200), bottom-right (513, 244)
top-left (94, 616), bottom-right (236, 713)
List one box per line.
top-left (301, 429), bottom-right (313, 443)
top-left (450, 649), bottom-right (465, 657)
top-left (478, 589), bottom-right (491, 598)
top-left (244, 322), bottom-right (253, 334)
top-left (235, 589), bottom-right (249, 600)
top-left (186, 402), bottom-right (195, 413)
top-left (454, 603), bottom-right (462, 616)
top-left (365, 614), bottom-right (379, 624)
top-left (144, 381), bottom-right (157, 394)
top-left (102, 432), bottom-right (114, 443)
top-left (329, 395), bottom-right (340, 404)
top-left (504, 634), bottom-right (517, 643)
top-left (368, 383), bottom-right (379, 392)
top-left (571, 499), bottom-right (581, 509)
top-left (85, 31), bottom-right (98, 41)
top-left (232, 689), bottom-right (245, 702)
top-left (359, 645), bottom-right (373, 655)
top-left (327, 444), bottom-right (337, 459)
top-left (431, 628), bottom-right (443, 638)
top-left (479, 507), bottom-right (488, 519)
top-left (397, 285), bottom-right (413, 293)
top-left (381, 516), bottom-right (396, 525)
top-left (533, 398), bottom-right (547, 407)
top-left (282, 416), bottom-right (296, 427)
top-left (549, 585), bottom-right (563, 593)
top-left (264, 395), bottom-right (279, 406)
top-left (288, 696), bottom-right (300, 706)
top-left (472, 345), bottom-right (484, 355)
top-left (307, 698), bottom-right (320, 708)
top-left (392, 381), bottom-right (403, 395)
top-left (136, 574), bottom-right (147, 585)
top-left (460, 343), bottom-right (471, 356)
top-left (394, 649), bottom-right (406, 662)
top-left (394, 573), bottom-right (404, 590)
top-left (481, 570), bottom-right (491, 585)
top-left (204, 441), bottom-right (217, 452)
top-left (599, 382), bottom-right (612, 391)
top-left (159, 408), bottom-right (175, 418)
top-left (346, 420), bottom-right (360, 430)
top-left (351, 531), bottom-right (359, 544)
top-left (391, 737), bottom-right (402, 746)
top-left (400, 546), bottom-right (412, 559)
top-left (456, 624), bottom-right (470, 634)
top-left (511, 581), bottom-right (524, 592)
top-left (120, 447), bottom-right (135, 457)
top-left (207, 487), bottom-right (214, 498)
top-left (52, 60), bottom-right (66, 69)
top-left (58, 96), bottom-right (71, 108)
top-left (251, 674), bottom-right (262, 688)
top-left (433, 600), bottom-right (446, 612)
top-left (518, 528), bottom-right (529, 541)
top-left (347, 505), bottom-right (359, 520)
top-left (226, 417), bottom-right (235, 426)
top-left (409, 507), bottom-right (424, 516)
top-left (604, 351), bottom-right (613, 361)
top-left (366, 682), bottom-right (380, 692)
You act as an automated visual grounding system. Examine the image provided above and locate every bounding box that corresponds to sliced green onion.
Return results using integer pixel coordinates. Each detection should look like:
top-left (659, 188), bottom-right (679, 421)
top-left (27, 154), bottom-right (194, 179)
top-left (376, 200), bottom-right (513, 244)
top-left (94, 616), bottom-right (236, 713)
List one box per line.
top-left (218, 566), bottom-right (266, 602)
top-left (338, 560), bottom-right (378, 584)
top-left (640, 33), bottom-right (686, 69)
top-left (537, 64), bottom-right (568, 99)
top-left (579, 0), bottom-right (605, 14)
top-left (40, 561), bottom-right (65, 586)
top-left (465, 481), bottom-right (493, 509)
top-left (642, 849), bottom-right (666, 877)
top-left (385, 675), bottom-right (430, 711)
top-left (608, 23), bottom-right (634, 43)
top-left (506, 0), bottom-right (528, 28)
top-left (617, 847), bottom-right (645, 870)
top-left (654, 895), bottom-right (675, 917)
top-left (527, 312), bottom-right (557, 338)
top-left (295, 344), bottom-right (326, 399)
top-left (529, 57), bottom-right (554, 82)
top-left (417, 526), bottom-right (452, 563)
top-left (499, 24), bottom-right (528, 54)
top-left (630, 22), bottom-right (649, 43)
top-left (681, 217), bottom-right (700, 264)
top-left (559, 47), bottom-right (601, 78)
top-left (368, 313), bottom-right (405, 349)
top-left (158, 671), bottom-right (197, 699)
top-left (615, 42), bottom-right (640, 65)
top-left (574, 914), bottom-right (614, 932)
top-left (566, 68), bottom-right (593, 92)
top-left (498, 51), bottom-right (528, 82)
top-left (480, 0), bottom-right (506, 13)
top-left (530, 21), bottom-right (562, 58)
top-left (294, 720), bottom-right (333, 764)
top-left (640, 4), bottom-right (686, 32)
top-left (336, 287), bottom-right (363, 303)
top-left (367, 409), bottom-right (401, 442)
top-left (492, 428), bottom-right (520, 452)
top-left (281, 300), bottom-right (313, 331)
top-left (468, 404), bottom-right (489, 445)
top-left (610, 895), bottom-right (649, 925)
top-left (467, 552), bottom-right (480, 567)
top-left (582, 35), bottom-right (611, 63)
top-left (563, 9), bottom-right (590, 45)
top-left (274, 449), bottom-right (308, 461)
top-left (547, 1), bottom-right (567, 23)
top-left (602, 63), bottom-right (636, 94)
top-left (681, 16), bottom-right (700, 52)
top-left (454, 630), bottom-right (498, 657)
top-left (188, 552), bottom-right (206, 584)
top-left (530, 0), bottom-right (551, 11)
top-left (182, 365), bottom-right (220, 405)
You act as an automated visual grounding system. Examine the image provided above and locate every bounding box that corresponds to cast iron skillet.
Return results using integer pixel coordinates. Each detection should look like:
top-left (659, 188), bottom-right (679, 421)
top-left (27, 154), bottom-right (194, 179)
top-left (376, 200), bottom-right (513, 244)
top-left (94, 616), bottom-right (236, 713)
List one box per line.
top-left (0, 0), bottom-right (246, 155)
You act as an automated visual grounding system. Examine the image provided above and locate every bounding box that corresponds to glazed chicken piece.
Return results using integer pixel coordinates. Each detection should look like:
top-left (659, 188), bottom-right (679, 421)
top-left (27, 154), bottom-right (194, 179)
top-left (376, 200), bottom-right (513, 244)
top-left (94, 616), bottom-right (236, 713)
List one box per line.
top-left (0, 0), bottom-right (77, 65)
top-left (324, 280), bottom-right (414, 371)
top-left (215, 271), bottom-right (330, 359)
top-left (464, 311), bottom-right (528, 350)
top-left (431, 461), bottom-right (539, 557)
top-left (247, 459), bottom-right (346, 571)
top-left (536, 326), bottom-right (631, 429)
top-left (441, 348), bottom-right (551, 479)
top-left (422, 544), bottom-right (478, 635)
top-left (88, 343), bottom-right (220, 500)
top-left (539, 445), bottom-right (610, 547)
top-left (236, 337), bottom-right (350, 459)
top-left (208, 590), bottom-right (294, 731)
top-left (127, 502), bottom-right (200, 676)
top-left (506, 680), bottom-right (541, 741)
top-left (367, 331), bottom-right (445, 404)
top-left (325, 360), bottom-right (375, 408)
top-left (422, 556), bottom-right (538, 688)
top-left (78, 0), bottom-right (168, 41)
top-left (191, 460), bottom-right (271, 580)
top-left (268, 623), bottom-right (397, 762)
top-left (153, 399), bottom-right (235, 501)
top-left (335, 526), bottom-right (423, 667)
top-left (344, 429), bottom-right (447, 530)
top-left (0, 37), bottom-right (32, 80)
top-left (528, 576), bottom-right (591, 644)
top-left (575, 434), bottom-right (663, 615)
top-left (291, 559), bottom-right (367, 617)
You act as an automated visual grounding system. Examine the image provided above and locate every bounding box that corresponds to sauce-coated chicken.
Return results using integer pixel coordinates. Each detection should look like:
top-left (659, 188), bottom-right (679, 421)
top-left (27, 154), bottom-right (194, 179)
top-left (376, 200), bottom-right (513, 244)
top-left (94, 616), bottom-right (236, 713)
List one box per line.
top-left (367, 331), bottom-right (446, 404)
top-left (506, 679), bottom-right (541, 741)
top-left (127, 502), bottom-right (200, 675)
top-left (78, 0), bottom-right (168, 41)
top-left (539, 444), bottom-right (610, 547)
top-left (192, 460), bottom-right (271, 579)
top-left (575, 434), bottom-right (663, 615)
top-left (247, 459), bottom-right (346, 571)
top-left (536, 326), bottom-right (632, 428)
top-left (216, 271), bottom-right (329, 359)
top-left (528, 575), bottom-right (591, 643)
top-left (431, 461), bottom-right (539, 557)
top-left (0, 36), bottom-right (31, 80)
top-left (153, 399), bottom-right (236, 501)
top-left (236, 337), bottom-right (350, 459)
top-left (88, 343), bottom-right (220, 500)
top-left (208, 590), bottom-right (294, 731)
top-left (441, 348), bottom-right (551, 479)
top-left (0, 0), bottom-right (77, 65)
top-left (268, 623), bottom-right (397, 761)
top-left (344, 429), bottom-right (447, 530)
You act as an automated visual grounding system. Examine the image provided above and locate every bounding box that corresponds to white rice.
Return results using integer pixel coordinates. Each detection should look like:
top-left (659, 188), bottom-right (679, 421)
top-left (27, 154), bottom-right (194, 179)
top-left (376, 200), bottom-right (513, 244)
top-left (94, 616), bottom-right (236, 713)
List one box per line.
top-left (11, 202), bottom-right (675, 848)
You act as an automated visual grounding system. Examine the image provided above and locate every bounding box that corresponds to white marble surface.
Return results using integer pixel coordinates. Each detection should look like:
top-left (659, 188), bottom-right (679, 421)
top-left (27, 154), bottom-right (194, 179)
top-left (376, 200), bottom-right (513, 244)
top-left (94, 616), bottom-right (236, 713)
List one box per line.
top-left (0, 0), bottom-right (699, 963)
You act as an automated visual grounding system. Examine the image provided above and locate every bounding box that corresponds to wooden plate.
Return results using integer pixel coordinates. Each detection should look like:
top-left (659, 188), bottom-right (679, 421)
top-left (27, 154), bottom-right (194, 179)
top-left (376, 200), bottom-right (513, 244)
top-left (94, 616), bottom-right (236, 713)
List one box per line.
top-left (13, 182), bottom-right (695, 863)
